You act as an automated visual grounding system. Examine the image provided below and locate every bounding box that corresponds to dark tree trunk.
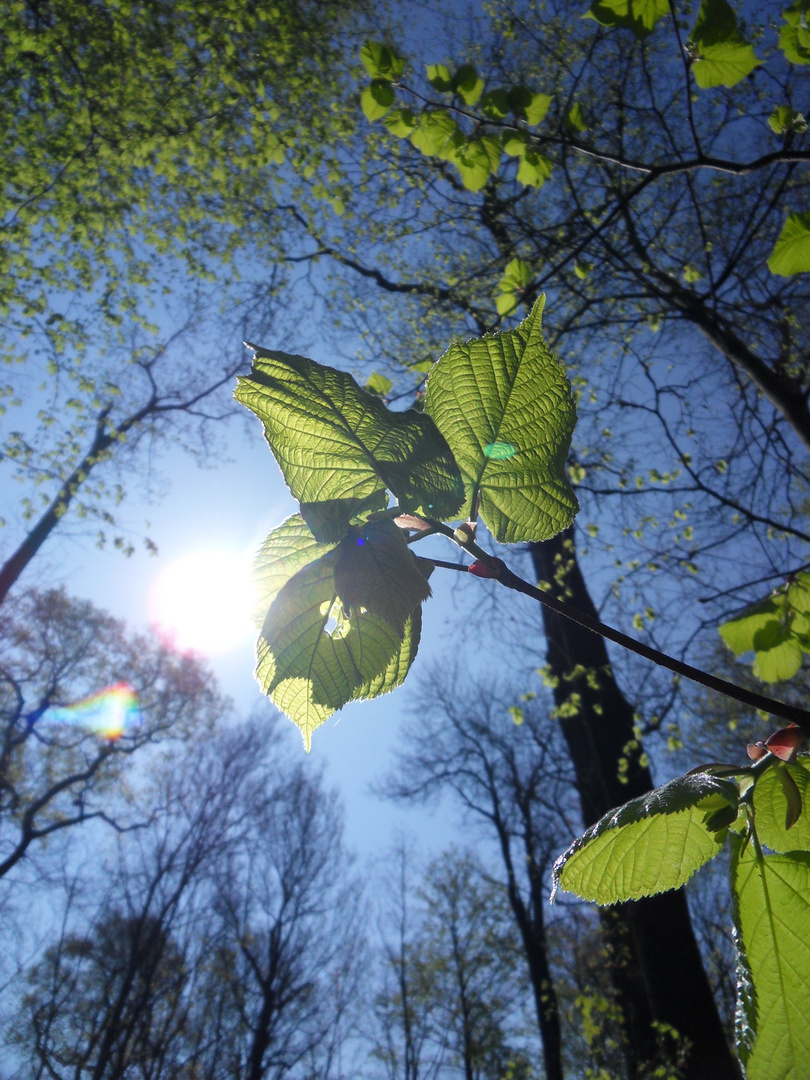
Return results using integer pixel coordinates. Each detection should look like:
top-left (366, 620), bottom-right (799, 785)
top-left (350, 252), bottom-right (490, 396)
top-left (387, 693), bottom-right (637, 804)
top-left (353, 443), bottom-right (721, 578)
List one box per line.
top-left (530, 529), bottom-right (740, 1080)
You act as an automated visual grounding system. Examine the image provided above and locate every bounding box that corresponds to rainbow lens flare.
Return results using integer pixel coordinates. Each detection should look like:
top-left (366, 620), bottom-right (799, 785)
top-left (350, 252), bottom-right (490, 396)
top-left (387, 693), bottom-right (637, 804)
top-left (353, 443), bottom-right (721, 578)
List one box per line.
top-left (483, 442), bottom-right (517, 459)
top-left (44, 682), bottom-right (140, 741)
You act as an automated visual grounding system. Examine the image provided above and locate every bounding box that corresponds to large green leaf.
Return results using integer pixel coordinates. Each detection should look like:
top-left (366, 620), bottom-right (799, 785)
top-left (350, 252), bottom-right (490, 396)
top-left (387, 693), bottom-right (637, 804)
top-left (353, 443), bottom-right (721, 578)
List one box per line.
top-left (731, 838), bottom-right (810, 1079)
top-left (334, 518), bottom-right (431, 635)
top-left (235, 348), bottom-right (464, 540)
top-left (551, 773), bottom-right (738, 903)
top-left (768, 212), bottom-right (810, 276)
top-left (754, 759), bottom-right (810, 851)
top-left (586, 0), bottom-right (669, 39)
top-left (252, 513), bottom-right (339, 626)
top-left (689, 0), bottom-right (760, 88)
top-left (424, 297), bottom-right (578, 543)
top-left (256, 545), bottom-right (431, 749)
top-left (359, 566), bottom-right (432, 700)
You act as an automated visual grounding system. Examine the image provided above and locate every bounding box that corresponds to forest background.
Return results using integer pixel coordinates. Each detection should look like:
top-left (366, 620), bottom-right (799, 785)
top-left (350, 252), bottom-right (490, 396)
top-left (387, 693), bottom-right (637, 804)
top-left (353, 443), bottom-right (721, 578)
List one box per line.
top-left (1, 0), bottom-right (808, 1078)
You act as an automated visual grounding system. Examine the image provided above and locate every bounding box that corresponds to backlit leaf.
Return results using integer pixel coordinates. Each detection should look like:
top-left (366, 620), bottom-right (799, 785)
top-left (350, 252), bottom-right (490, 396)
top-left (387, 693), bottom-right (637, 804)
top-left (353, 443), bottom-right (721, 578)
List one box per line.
top-left (358, 605), bottom-right (425, 701)
top-left (754, 759), bottom-right (810, 850)
top-left (586, 0), bottom-right (669, 39)
top-left (719, 577), bottom-right (810, 682)
top-left (383, 107), bottom-right (418, 137)
top-left (424, 297), bottom-right (578, 543)
top-left (365, 372), bottom-right (393, 396)
top-left (779, 1), bottom-right (810, 65)
top-left (508, 86), bottom-right (552, 126)
top-left (731, 838), bottom-right (810, 1079)
top-left (768, 212), bottom-right (810, 275)
top-left (689, 0), bottom-right (760, 88)
top-left (564, 102), bottom-right (588, 133)
top-left (361, 41), bottom-right (406, 80)
top-left (516, 149), bottom-right (553, 188)
top-left (768, 105), bottom-right (808, 135)
top-left (551, 773), bottom-right (738, 902)
top-left (426, 63), bottom-right (453, 92)
top-left (256, 547), bottom-right (403, 750)
top-left (410, 111), bottom-right (465, 158)
top-left (334, 518), bottom-right (432, 635)
top-left (252, 513), bottom-right (338, 626)
top-left (362, 80), bottom-right (395, 122)
top-left (452, 64), bottom-right (484, 105)
top-left (235, 348), bottom-right (464, 540)
top-left (452, 137), bottom-right (499, 190)
top-left (481, 88), bottom-right (510, 119)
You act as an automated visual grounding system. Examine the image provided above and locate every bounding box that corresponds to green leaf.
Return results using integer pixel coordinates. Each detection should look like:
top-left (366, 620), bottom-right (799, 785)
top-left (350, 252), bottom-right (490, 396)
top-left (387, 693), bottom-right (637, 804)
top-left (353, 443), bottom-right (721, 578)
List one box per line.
top-left (719, 574), bottom-right (810, 680)
top-left (365, 372), bottom-right (393, 396)
top-left (689, 0), bottom-right (760, 88)
top-left (383, 107), bottom-right (418, 137)
top-left (424, 297), bottom-right (579, 543)
top-left (452, 137), bottom-right (500, 191)
top-left (768, 212), bottom-right (810, 276)
top-left (361, 41), bottom-right (406, 80)
top-left (768, 105), bottom-right (808, 135)
top-left (731, 838), bottom-right (810, 1079)
top-left (452, 64), bottom-right (484, 105)
top-left (410, 111), bottom-right (464, 158)
top-left (426, 63), bottom-right (453, 92)
top-left (752, 623), bottom-right (803, 683)
top-left (235, 348), bottom-right (464, 540)
top-left (586, 0), bottom-right (669, 39)
top-left (496, 293), bottom-right (519, 316)
top-left (507, 86), bottom-right (552, 126)
top-left (780, 1), bottom-right (810, 65)
top-left (481, 88), bottom-right (510, 119)
top-left (256, 548), bottom-right (406, 750)
top-left (253, 513), bottom-right (338, 625)
top-left (754, 759), bottom-right (810, 850)
top-left (362, 80), bottom-right (395, 122)
top-left (516, 149), bottom-right (553, 188)
top-left (564, 102), bottom-right (588, 134)
top-left (551, 773), bottom-right (738, 903)
top-left (502, 131), bottom-right (530, 156)
top-left (300, 491), bottom-right (388, 545)
top-left (359, 603), bottom-right (425, 702)
top-left (498, 257), bottom-right (533, 292)
top-left (334, 518), bottom-right (432, 635)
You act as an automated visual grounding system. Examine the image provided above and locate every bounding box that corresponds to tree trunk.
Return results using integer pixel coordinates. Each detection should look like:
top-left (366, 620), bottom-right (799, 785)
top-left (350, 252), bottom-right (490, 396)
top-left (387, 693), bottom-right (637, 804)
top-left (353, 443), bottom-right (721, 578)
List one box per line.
top-left (530, 529), bottom-right (740, 1080)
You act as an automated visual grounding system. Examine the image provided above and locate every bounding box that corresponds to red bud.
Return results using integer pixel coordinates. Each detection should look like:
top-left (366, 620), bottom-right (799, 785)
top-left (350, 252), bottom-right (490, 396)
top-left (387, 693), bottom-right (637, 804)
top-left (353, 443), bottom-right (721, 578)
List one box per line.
top-left (468, 559), bottom-right (505, 580)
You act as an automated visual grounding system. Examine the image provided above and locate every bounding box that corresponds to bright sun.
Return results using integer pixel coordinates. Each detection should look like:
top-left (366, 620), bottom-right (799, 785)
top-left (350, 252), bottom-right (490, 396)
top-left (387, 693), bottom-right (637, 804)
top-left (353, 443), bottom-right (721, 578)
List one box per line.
top-left (147, 550), bottom-right (255, 656)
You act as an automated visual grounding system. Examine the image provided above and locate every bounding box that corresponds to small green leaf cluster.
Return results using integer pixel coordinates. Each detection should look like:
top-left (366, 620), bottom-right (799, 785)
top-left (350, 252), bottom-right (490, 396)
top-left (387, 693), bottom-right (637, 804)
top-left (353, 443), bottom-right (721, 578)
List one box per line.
top-left (718, 571), bottom-right (810, 682)
top-left (234, 299), bottom-right (578, 748)
top-left (359, 41), bottom-right (562, 192)
top-left (360, 2), bottom-right (810, 275)
top-left (552, 752), bottom-right (810, 1080)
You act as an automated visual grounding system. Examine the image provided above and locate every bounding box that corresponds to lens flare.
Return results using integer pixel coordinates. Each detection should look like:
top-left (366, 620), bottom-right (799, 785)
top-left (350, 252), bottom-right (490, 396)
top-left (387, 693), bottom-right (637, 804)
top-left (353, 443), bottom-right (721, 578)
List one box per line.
top-left (483, 441), bottom-right (517, 459)
top-left (44, 682), bottom-right (140, 741)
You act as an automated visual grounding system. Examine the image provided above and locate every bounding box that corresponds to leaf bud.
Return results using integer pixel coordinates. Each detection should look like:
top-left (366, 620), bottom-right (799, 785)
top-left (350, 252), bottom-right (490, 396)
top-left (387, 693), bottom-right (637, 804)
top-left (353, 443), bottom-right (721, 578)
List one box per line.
top-left (468, 558), bottom-right (506, 580)
top-left (764, 723), bottom-right (803, 763)
top-left (454, 521), bottom-right (477, 544)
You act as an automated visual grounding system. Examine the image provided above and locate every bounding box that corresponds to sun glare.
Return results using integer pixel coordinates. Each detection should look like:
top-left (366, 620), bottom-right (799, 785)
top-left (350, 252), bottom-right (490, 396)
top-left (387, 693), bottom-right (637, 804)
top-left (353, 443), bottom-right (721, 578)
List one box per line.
top-left (148, 550), bottom-right (255, 656)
